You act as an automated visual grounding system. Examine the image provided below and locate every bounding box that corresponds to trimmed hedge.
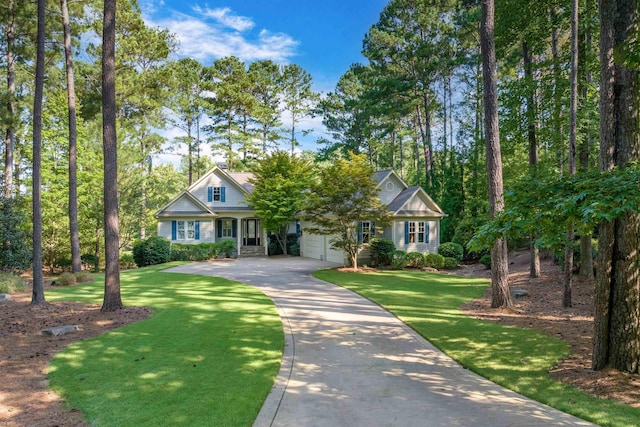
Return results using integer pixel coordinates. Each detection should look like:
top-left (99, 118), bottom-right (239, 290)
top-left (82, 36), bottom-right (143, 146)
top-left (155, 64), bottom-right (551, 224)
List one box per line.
top-left (369, 238), bottom-right (396, 267)
top-left (425, 253), bottom-right (446, 269)
top-left (133, 236), bottom-right (171, 267)
top-left (438, 242), bottom-right (464, 262)
top-left (405, 252), bottom-right (426, 268)
top-left (443, 257), bottom-right (458, 270)
top-left (390, 250), bottom-right (407, 270)
top-left (170, 241), bottom-right (236, 262)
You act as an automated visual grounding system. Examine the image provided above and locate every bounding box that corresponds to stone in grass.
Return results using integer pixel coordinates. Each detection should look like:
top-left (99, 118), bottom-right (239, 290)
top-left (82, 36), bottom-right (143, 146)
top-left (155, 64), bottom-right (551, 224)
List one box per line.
top-left (41, 325), bottom-right (79, 336)
top-left (0, 294), bottom-right (11, 302)
top-left (511, 289), bottom-right (529, 298)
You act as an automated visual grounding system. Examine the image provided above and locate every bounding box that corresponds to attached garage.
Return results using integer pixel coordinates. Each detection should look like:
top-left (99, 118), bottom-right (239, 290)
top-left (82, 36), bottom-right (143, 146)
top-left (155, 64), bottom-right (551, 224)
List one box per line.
top-left (300, 222), bottom-right (346, 265)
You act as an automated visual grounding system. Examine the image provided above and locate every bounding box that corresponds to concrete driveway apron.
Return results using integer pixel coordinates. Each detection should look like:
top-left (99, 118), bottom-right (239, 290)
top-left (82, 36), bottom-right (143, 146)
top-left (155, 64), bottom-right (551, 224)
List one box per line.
top-left (164, 258), bottom-right (595, 427)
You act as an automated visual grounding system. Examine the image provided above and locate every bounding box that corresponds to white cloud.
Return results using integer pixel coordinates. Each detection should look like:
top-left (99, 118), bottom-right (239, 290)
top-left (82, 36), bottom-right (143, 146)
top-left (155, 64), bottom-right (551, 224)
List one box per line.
top-left (193, 6), bottom-right (255, 32)
top-left (143, 7), bottom-right (298, 65)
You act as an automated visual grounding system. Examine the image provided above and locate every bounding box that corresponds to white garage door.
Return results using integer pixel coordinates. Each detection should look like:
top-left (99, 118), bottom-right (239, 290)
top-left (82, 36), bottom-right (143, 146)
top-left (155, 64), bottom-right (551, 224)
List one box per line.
top-left (302, 231), bottom-right (324, 260)
top-left (326, 241), bottom-right (345, 264)
top-left (301, 222), bottom-right (346, 264)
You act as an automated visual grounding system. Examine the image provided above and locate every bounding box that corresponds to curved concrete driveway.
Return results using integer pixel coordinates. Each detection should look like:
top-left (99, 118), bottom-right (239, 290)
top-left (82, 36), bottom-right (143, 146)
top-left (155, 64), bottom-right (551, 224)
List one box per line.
top-left (164, 258), bottom-right (594, 427)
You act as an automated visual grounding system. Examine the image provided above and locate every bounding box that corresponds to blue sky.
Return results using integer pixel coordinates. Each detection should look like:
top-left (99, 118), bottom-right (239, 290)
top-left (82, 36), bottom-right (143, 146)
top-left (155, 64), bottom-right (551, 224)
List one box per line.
top-left (140, 0), bottom-right (388, 93)
top-left (139, 0), bottom-right (388, 158)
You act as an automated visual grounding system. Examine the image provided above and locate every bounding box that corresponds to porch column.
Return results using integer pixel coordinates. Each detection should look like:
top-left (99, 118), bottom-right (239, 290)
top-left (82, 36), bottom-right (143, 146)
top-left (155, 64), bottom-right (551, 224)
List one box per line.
top-left (236, 218), bottom-right (242, 255)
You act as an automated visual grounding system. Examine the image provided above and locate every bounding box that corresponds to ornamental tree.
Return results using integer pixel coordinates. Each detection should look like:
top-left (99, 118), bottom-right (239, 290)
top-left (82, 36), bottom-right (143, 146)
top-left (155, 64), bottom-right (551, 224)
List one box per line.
top-left (246, 151), bottom-right (313, 255)
top-left (303, 152), bottom-right (391, 269)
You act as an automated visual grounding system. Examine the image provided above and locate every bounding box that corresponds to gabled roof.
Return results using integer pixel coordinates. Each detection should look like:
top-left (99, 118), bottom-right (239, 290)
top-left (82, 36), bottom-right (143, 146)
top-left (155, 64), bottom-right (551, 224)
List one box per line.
top-left (374, 169), bottom-right (394, 186)
top-left (373, 169), bottom-right (408, 191)
top-left (227, 172), bottom-right (255, 193)
top-left (154, 190), bottom-right (216, 218)
top-left (387, 186), bottom-right (445, 218)
top-left (188, 166), bottom-right (255, 195)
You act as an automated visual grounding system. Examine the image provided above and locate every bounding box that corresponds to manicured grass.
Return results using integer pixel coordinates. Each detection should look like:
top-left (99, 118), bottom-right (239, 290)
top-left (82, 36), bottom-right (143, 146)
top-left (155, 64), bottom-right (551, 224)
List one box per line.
top-left (314, 269), bottom-right (640, 427)
top-left (47, 263), bottom-right (283, 427)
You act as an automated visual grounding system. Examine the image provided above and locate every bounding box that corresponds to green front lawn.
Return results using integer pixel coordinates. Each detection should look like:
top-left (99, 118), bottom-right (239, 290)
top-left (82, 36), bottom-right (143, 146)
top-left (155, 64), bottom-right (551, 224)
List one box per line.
top-left (314, 269), bottom-right (640, 427)
top-left (48, 263), bottom-right (283, 427)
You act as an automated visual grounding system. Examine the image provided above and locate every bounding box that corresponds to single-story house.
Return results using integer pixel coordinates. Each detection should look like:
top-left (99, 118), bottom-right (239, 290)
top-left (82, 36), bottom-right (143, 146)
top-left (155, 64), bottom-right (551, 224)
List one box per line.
top-left (154, 165), bottom-right (445, 264)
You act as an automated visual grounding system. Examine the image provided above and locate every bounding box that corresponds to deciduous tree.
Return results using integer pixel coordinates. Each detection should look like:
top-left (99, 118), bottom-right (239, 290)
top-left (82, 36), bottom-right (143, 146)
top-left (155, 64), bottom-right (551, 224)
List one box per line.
top-left (303, 152), bottom-right (390, 269)
top-left (246, 151), bottom-right (313, 255)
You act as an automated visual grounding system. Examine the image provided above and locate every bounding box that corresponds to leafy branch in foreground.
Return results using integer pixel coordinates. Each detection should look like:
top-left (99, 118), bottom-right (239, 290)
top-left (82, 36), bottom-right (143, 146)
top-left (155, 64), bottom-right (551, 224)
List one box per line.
top-left (469, 164), bottom-right (640, 252)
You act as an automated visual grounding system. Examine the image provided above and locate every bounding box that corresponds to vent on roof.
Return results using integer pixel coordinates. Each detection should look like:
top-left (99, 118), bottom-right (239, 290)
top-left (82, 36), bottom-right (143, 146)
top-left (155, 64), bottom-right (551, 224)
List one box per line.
top-left (217, 162), bottom-right (228, 170)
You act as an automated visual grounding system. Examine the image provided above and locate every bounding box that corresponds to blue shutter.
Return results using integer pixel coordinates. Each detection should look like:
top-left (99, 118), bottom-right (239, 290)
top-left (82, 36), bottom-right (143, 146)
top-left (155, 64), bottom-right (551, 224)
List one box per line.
top-left (371, 222), bottom-right (376, 236)
top-left (425, 222), bottom-right (430, 243)
top-left (221, 187), bottom-right (226, 202)
top-left (208, 186), bottom-right (213, 202)
top-left (232, 219), bottom-right (237, 237)
top-left (404, 221), bottom-right (409, 244)
top-left (296, 221), bottom-right (301, 236)
top-left (171, 221), bottom-right (177, 240)
top-left (357, 221), bottom-right (363, 243)
top-left (217, 220), bottom-right (222, 238)
top-left (195, 221), bottom-right (200, 240)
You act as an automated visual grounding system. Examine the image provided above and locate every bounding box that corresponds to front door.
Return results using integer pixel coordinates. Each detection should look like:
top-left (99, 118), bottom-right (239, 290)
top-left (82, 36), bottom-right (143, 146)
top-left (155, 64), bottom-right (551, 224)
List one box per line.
top-left (243, 219), bottom-right (260, 246)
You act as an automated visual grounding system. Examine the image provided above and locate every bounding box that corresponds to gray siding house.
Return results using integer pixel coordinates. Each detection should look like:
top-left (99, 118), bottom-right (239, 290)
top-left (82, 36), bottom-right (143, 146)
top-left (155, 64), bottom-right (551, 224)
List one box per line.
top-left (155, 166), bottom-right (445, 264)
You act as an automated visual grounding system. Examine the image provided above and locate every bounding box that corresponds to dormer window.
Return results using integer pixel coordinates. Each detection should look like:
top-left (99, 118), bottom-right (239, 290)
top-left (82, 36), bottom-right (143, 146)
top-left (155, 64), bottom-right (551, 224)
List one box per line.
top-left (208, 186), bottom-right (226, 202)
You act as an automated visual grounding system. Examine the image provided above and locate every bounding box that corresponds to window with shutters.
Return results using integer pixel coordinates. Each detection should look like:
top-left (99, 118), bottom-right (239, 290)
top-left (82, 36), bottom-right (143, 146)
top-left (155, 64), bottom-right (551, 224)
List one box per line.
top-left (177, 221), bottom-right (185, 240)
top-left (407, 221), bottom-right (427, 243)
top-left (174, 220), bottom-right (199, 240)
top-left (361, 221), bottom-right (372, 243)
top-left (213, 187), bottom-right (221, 201)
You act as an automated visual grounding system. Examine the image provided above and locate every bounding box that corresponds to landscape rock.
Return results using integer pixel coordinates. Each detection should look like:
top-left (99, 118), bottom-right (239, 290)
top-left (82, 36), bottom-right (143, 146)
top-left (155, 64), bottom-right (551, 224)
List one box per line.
top-left (0, 294), bottom-right (11, 302)
top-left (41, 325), bottom-right (79, 336)
top-left (511, 289), bottom-right (529, 298)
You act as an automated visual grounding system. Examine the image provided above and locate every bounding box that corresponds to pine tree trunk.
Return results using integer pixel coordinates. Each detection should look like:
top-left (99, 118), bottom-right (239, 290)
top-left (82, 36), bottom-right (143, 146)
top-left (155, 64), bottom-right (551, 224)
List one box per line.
top-left (101, 0), bottom-right (123, 312)
top-left (523, 40), bottom-right (541, 279)
top-left (578, 0), bottom-right (595, 280)
top-left (31, 0), bottom-right (46, 305)
top-left (481, 0), bottom-right (511, 308)
top-left (61, 0), bottom-right (81, 273)
top-left (4, 0), bottom-right (15, 200)
top-left (563, 0), bottom-right (579, 308)
top-left (592, 0), bottom-right (640, 373)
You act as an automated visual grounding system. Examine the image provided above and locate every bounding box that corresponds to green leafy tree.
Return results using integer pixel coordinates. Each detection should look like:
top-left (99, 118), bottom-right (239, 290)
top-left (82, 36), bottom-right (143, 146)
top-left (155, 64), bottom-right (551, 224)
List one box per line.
top-left (246, 151), bottom-right (313, 255)
top-left (0, 197), bottom-right (30, 272)
top-left (303, 152), bottom-right (391, 269)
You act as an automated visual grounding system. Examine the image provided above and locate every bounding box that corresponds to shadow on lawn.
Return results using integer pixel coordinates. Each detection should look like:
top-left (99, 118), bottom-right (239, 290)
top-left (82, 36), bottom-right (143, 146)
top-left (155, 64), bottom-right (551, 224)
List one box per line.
top-left (47, 265), bottom-right (283, 427)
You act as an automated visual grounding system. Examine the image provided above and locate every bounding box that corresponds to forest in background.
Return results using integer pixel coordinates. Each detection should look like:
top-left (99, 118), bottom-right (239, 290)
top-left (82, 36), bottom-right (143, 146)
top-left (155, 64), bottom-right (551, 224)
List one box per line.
top-left (0, 0), bottom-right (606, 269)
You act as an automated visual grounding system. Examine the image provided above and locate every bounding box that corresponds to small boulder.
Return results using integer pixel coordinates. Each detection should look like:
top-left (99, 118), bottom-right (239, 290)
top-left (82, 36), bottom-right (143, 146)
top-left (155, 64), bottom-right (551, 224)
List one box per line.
top-left (511, 289), bottom-right (529, 298)
top-left (0, 294), bottom-right (11, 302)
top-left (41, 325), bottom-right (79, 336)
